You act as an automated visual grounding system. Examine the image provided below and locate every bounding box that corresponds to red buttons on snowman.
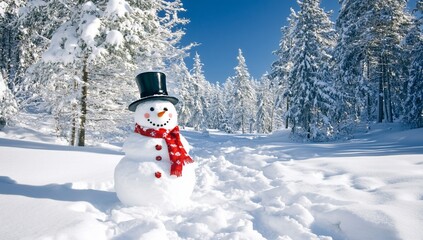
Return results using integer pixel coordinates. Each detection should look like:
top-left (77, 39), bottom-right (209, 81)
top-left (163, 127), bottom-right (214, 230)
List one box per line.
top-left (156, 156), bottom-right (162, 161)
top-left (155, 171), bottom-right (162, 178)
top-left (155, 144), bottom-right (162, 150)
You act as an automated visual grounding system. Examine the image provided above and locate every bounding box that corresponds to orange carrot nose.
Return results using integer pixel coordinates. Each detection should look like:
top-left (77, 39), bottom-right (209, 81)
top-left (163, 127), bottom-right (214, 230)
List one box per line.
top-left (157, 111), bottom-right (166, 117)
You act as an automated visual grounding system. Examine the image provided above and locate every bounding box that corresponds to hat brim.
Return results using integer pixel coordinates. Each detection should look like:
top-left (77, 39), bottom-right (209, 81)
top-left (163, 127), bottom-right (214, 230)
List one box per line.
top-left (128, 95), bottom-right (179, 112)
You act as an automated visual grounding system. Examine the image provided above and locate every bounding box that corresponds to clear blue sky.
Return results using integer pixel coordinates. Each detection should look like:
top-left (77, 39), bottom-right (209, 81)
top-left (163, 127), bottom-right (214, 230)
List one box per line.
top-left (180, 0), bottom-right (418, 84)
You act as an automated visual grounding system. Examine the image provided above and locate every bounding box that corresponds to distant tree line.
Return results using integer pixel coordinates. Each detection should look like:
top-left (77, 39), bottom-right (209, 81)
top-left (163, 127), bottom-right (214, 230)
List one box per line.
top-left (0, 0), bottom-right (422, 145)
top-left (177, 0), bottom-right (423, 141)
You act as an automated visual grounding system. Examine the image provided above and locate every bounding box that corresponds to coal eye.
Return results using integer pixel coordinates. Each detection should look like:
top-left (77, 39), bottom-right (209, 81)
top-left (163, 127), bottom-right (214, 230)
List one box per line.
top-left (150, 107), bottom-right (154, 111)
top-left (164, 107), bottom-right (168, 111)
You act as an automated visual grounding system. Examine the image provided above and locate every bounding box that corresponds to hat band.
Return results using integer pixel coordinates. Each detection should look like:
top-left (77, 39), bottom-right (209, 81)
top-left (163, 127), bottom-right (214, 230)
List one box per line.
top-left (141, 90), bottom-right (167, 98)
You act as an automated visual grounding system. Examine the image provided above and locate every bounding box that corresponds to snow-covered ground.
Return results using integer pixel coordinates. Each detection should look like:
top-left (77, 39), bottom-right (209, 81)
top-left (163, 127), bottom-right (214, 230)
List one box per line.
top-left (0, 124), bottom-right (422, 240)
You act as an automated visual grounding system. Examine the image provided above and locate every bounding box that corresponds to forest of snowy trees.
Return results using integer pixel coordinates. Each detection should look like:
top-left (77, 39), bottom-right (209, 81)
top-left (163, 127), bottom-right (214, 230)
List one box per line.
top-left (0, 0), bottom-right (422, 144)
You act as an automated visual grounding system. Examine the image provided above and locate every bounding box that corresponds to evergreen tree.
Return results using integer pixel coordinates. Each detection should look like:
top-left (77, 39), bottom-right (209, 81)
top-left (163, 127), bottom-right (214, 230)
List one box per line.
top-left (189, 52), bottom-right (210, 130)
top-left (404, 39), bottom-right (423, 128)
top-left (175, 62), bottom-right (193, 128)
top-left (228, 49), bottom-right (256, 134)
top-left (131, 0), bottom-right (190, 73)
top-left (334, 0), bottom-right (370, 124)
top-left (175, 52), bottom-right (211, 130)
top-left (287, 0), bottom-right (337, 140)
top-left (0, 0), bottom-right (26, 93)
top-left (208, 82), bottom-right (228, 131)
top-left (1, 0), bottom-right (73, 102)
top-left (0, 0), bottom-right (26, 124)
top-left (270, 9), bottom-right (298, 130)
top-left (403, 2), bottom-right (423, 128)
top-left (256, 74), bottom-right (274, 134)
top-left (222, 78), bottom-right (235, 133)
top-left (335, 0), bottom-right (413, 125)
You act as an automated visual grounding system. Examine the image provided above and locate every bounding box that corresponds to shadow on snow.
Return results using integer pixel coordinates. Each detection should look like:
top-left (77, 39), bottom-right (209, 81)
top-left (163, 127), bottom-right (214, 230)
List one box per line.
top-left (0, 137), bottom-right (123, 156)
top-left (0, 176), bottom-right (118, 212)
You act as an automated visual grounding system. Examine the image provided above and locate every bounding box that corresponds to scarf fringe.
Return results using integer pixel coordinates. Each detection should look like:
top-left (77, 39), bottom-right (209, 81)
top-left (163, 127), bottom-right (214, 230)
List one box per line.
top-left (171, 164), bottom-right (183, 177)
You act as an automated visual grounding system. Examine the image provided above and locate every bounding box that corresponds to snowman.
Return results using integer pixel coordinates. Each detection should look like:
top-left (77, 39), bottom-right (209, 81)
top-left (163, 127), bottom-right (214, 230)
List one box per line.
top-left (114, 72), bottom-right (196, 210)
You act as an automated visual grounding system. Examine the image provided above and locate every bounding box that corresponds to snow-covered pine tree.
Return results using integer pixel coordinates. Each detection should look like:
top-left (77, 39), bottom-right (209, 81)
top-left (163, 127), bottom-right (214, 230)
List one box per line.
top-left (0, 0), bottom-right (26, 94)
top-left (222, 78), bottom-right (235, 133)
top-left (368, 0), bottom-right (413, 123)
top-left (19, 0), bottom-right (77, 94)
top-left (334, 0), bottom-right (371, 125)
top-left (0, 0), bottom-right (27, 124)
top-left (132, 0), bottom-right (190, 74)
top-left (188, 52), bottom-right (211, 130)
top-left (228, 49), bottom-right (256, 134)
top-left (270, 9), bottom-right (298, 130)
top-left (335, 0), bottom-right (413, 125)
top-left (256, 74), bottom-right (274, 134)
top-left (174, 62), bottom-right (193, 128)
top-left (404, 38), bottom-right (423, 128)
top-left (1, 0), bottom-right (73, 107)
top-left (287, 0), bottom-right (337, 140)
top-left (403, 2), bottom-right (423, 128)
top-left (208, 82), bottom-right (228, 131)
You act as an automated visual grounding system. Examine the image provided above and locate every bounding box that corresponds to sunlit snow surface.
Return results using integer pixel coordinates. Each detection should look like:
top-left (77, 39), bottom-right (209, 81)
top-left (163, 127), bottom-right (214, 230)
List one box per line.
top-left (0, 124), bottom-right (422, 239)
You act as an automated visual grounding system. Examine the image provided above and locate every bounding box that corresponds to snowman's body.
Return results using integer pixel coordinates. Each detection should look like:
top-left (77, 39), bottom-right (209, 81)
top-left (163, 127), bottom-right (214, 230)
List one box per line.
top-left (114, 100), bottom-right (196, 209)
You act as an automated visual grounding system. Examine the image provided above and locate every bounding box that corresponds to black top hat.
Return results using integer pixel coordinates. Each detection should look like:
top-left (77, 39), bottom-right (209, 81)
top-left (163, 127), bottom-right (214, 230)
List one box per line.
top-left (128, 72), bottom-right (179, 112)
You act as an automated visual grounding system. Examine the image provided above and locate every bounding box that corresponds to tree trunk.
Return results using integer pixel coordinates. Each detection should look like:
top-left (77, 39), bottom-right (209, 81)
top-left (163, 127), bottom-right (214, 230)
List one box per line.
top-left (385, 66), bottom-right (393, 122)
top-left (367, 94), bottom-right (371, 120)
top-left (306, 110), bottom-right (311, 139)
top-left (382, 55), bottom-right (388, 122)
top-left (366, 57), bottom-right (371, 120)
top-left (269, 101), bottom-right (275, 133)
top-left (241, 113), bottom-right (245, 134)
top-left (70, 78), bottom-right (78, 146)
top-left (379, 54), bottom-right (394, 123)
top-left (285, 98), bottom-right (290, 129)
top-left (377, 55), bottom-right (384, 123)
top-left (70, 113), bottom-right (77, 146)
top-left (78, 57), bottom-right (88, 146)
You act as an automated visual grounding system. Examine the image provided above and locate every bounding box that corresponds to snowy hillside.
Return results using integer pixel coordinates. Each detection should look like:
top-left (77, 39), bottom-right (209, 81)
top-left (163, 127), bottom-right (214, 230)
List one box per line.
top-left (0, 124), bottom-right (423, 240)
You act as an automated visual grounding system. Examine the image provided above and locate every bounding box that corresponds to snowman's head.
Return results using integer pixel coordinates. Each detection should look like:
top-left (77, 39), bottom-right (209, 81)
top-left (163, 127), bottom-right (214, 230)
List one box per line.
top-left (134, 100), bottom-right (178, 129)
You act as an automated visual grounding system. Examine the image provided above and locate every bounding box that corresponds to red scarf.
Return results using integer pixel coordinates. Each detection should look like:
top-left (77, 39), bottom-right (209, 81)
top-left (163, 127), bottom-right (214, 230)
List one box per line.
top-left (134, 124), bottom-right (193, 177)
